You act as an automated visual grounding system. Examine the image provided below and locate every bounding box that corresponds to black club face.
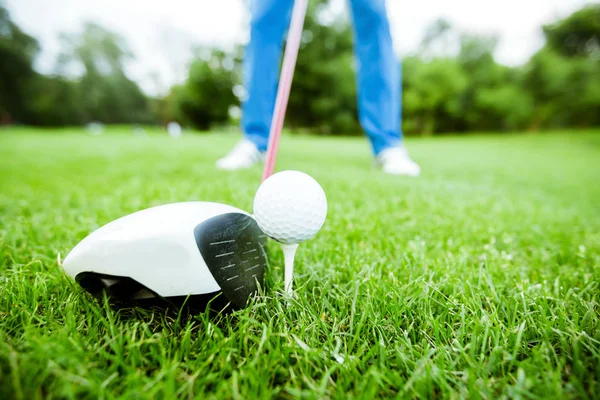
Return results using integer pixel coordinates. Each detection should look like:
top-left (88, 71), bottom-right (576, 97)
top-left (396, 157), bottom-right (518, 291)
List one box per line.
top-left (194, 213), bottom-right (268, 309)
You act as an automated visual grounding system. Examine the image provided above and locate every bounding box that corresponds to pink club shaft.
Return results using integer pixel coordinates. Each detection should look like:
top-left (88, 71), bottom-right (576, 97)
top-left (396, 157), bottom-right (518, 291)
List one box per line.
top-left (261, 0), bottom-right (308, 182)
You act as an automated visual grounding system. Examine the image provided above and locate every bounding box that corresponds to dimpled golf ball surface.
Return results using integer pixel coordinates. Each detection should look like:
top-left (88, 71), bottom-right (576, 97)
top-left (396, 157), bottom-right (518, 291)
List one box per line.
top-left (254, 171), bottom-right (327, 244)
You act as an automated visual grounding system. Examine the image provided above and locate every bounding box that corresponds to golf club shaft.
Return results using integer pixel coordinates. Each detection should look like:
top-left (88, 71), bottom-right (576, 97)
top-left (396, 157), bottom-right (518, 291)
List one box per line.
top-left (262, 0), bottom-right (308, 182)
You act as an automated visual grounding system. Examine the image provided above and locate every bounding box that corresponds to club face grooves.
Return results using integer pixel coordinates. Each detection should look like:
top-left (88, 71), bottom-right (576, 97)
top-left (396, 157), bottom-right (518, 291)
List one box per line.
top-left (194, 213), bottom-right (268, 309)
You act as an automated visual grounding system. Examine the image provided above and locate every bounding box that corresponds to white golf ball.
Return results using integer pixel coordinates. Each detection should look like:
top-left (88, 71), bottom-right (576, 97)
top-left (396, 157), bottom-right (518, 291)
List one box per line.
top-left (253, 170), bottom-right (327, 244)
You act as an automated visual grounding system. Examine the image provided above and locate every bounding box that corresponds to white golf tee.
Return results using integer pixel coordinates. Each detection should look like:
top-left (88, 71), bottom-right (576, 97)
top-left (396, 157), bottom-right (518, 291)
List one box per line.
top-left (281, 243), bottom-right (299, 295)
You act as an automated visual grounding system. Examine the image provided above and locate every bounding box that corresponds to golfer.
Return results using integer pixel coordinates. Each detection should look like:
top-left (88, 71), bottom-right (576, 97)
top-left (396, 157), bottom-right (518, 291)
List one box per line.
top-left (217, 0), bottom-right (420, 176)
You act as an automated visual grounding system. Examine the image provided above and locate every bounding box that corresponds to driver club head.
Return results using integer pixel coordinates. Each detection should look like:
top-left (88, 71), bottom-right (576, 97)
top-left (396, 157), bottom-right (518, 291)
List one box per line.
top-left (62, 202), bottom-right (268, 311)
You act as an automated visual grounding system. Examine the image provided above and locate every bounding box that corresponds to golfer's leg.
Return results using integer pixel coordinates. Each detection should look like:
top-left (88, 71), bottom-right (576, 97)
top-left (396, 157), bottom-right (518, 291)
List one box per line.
top-left (348, 0), bottom-right (402, 155)
top-left (242, 0), bottom-right (295, 151)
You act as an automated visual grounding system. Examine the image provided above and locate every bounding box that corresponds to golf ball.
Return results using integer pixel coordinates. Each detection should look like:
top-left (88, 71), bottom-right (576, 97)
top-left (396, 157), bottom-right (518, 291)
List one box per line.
top-left (253, 170), bottom-right (327, 244)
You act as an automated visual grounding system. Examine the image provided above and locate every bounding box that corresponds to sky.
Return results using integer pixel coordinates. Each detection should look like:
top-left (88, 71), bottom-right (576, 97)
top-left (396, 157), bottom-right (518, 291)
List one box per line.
top-left (4, 0), bottom-right (591, 95)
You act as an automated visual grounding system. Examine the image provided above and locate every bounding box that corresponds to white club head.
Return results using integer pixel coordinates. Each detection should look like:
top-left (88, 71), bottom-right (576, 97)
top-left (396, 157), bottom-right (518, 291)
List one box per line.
top-left (62, 202), bottom-right (268, 309)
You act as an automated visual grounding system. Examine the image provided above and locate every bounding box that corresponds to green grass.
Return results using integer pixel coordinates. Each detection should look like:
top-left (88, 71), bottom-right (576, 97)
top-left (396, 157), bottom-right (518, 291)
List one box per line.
top-left (1, 127), bottom-right (599, 399)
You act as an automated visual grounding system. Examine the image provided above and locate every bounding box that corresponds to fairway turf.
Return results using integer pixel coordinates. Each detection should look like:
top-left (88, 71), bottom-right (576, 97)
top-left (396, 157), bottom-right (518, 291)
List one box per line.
top-left (1, 128), bottom-right (599, 399)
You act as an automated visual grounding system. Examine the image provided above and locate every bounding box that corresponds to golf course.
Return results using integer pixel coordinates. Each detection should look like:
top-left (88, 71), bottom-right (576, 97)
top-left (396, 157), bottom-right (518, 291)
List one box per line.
top-left (1, 128), bottom-right (598, 398)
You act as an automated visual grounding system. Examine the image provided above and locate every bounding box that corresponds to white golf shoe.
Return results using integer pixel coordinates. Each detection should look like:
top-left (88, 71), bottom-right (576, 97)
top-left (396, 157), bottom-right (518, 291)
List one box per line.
top-left (216, 139), bottom-right (264, 170)
top-left (376, 146), bottom-right (421, 176)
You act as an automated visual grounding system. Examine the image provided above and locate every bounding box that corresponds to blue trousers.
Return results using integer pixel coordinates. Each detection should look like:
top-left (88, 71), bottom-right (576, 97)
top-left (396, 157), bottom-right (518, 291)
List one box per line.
top-left (242, 0), bottom-right (402, 155)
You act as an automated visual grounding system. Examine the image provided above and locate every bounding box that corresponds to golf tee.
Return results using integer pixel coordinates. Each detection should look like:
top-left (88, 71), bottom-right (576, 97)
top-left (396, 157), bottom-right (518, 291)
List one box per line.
top-left (282, 243), bottom-right (299, 295)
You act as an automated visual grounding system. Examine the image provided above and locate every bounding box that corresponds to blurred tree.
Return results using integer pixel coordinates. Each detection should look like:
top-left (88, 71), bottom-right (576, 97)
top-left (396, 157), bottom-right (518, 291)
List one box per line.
top-left (543, 4), bottom-right (600, 59)
top-left (0, 6), bottom-right (40, 123)
top-left (1, 1), bottom-right (598, 133)
top-left (403, 56), bottom-right (468, 134)
top-left (456, 33), bottom-right (500, 129)
top-left (525, 4), bottom-right (600, 129)
top-left (525, 48), bottom-right (600, 128)
top-left (173, 49), bottom-right (239, 130)
top-left (456, 33), bottom-right (533, 131)
top-left (56, 22), bottom-right (152, 124)
top-left (474, 80), bottom-right (534, 131)
top-left (153, 89), bottom-right (178, 126)
top-left (30, 77), bottom-right (84, 126)
top-left (419, 18), bottom-right (460, 59)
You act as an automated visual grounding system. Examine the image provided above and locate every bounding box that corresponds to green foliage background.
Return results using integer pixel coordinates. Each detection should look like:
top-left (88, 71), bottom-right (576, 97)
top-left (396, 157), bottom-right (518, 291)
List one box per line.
top-left (1, 2), bottom-right (599, 135)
